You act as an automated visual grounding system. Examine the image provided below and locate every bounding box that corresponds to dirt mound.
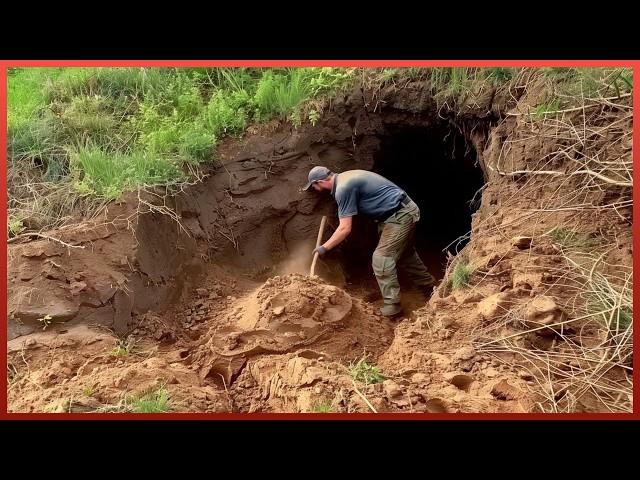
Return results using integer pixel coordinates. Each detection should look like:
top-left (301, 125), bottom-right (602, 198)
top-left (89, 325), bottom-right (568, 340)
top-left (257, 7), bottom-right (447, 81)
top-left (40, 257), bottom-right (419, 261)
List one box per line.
top-left (190, 274), bottom-right (381, 386)
top-left (8, 272), bottom-right (399, 413)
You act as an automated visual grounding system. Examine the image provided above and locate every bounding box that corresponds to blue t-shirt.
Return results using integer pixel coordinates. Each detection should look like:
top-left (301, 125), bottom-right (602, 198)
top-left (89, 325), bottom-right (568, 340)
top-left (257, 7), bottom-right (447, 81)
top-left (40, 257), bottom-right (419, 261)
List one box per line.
top-left (331, 170), bottom-right (406, 220)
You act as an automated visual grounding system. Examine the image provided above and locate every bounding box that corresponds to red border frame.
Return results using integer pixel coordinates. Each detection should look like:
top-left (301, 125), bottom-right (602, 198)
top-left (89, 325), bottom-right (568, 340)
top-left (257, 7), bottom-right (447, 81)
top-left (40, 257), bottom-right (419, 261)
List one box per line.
top-left (1, 60), bottom-right (638, 420)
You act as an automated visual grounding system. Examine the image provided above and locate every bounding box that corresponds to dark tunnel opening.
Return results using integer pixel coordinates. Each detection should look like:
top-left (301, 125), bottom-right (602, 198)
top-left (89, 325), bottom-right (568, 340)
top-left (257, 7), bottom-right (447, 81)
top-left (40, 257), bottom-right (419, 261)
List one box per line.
top-left (337, 123), bottom-right (485, 296)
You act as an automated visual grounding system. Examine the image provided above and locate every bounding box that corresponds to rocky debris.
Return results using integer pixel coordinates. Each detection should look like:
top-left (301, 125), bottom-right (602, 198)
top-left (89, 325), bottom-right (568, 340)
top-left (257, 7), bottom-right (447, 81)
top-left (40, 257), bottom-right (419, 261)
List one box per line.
top-left (513, 236), bottom-right (532, 249)
top-left (477, 292), bottom-right (514, 321)
top-left (453, 345), bottom-right (478, 372)
top-left (448, 374), bottom-right (475, 392)
top-left (411, 373), bottom-right (429, 384)
top-left (490, 380), bottom-right (521, 400)
top-left (69, 281), bottom-right (87, 295)
top-left (523, 296), bottom-right (568, 330)
top-left (383, 380), bottom-right (403, 399)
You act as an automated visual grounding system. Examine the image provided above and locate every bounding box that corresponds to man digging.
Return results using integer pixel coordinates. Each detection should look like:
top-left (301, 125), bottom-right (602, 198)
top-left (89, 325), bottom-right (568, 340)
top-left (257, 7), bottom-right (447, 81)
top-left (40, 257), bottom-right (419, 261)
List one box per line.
top-left (303, 166), bottom-right (435, 317)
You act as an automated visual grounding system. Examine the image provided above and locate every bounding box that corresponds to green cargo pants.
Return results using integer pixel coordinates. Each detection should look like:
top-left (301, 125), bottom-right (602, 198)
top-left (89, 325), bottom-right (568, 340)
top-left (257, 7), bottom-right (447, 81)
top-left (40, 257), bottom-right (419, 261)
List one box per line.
top-left (371, 200), bottom-right (435, 305)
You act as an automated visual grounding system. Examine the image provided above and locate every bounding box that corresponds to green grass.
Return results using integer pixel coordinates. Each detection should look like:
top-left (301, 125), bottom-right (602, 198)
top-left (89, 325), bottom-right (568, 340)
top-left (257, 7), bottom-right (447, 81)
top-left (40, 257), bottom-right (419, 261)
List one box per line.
top-left (312, 400), bottom-right (335, 413)
top-left (8, 68), bottom-right (66, 130)
top-left (588, 297), bottom-right (632, 334)
top-left (349, 357), bottom-right (385, 385)
top-left (485, 67), bottom-right (516, 84)
top-left (430, 67), bottom-right (475, 94)
top-left (543, 67), bottom-right (633, 98)
top-left (606, 305), bottom-right (633, 333)
top-left (132, 387), bottom-right (172, 413)
top-left (70, 146), bottom-right (185, 200)
top-left (549, 227), bottom-right (598, 249)
top-left (254, 68), bottom-right (313, 120)
top-left (531, 99), bottom-right (563, 118)
top-left (8, 67), bottom-right (359, 232)
top-left (11, 66), bottom-right (628, 234)
top-left (7, 217), bottom-right (25, 237)
top-left (110, 337), bottom-right (137, 357)
top-left (447, 260), bottom-right (474, 290)
top-left (203, 88), bottom-right (251, 135)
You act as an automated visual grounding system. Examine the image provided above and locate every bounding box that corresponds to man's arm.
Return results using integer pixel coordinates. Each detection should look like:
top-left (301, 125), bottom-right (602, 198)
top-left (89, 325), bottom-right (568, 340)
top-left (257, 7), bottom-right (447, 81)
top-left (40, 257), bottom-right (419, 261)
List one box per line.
top-left (322, 216), bottom-right (353, 251)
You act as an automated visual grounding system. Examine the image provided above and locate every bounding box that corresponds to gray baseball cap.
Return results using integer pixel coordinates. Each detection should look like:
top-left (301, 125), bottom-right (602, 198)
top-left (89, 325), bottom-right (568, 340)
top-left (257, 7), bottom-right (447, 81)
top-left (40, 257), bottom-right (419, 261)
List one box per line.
top-left (302, 166), bottom-right (332, 191)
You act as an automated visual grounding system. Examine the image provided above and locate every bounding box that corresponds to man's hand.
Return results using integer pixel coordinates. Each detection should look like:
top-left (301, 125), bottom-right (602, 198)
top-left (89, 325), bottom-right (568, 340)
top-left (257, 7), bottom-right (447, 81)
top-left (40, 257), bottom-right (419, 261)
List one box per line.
top-left (313, 245), bottom-right (328, 256)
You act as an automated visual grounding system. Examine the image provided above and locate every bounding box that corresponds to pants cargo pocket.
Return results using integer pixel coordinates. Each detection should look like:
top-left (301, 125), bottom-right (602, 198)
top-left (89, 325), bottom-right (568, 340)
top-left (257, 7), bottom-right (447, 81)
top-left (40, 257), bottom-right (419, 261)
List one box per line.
top-left (372, 253), bottom-right (400, 304)
top-left (372, 253), bottom-right (395, 276)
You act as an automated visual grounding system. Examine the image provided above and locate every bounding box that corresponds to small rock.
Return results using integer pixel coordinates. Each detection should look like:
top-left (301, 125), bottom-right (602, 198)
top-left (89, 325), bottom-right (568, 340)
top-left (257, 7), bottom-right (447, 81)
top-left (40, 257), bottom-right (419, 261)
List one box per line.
top-left (25, 338), bottom-right (37, 347)
top-left (437, 315), bottom-right (456, 329)
top-left (224, 333), bottom-right (239, 350)
top-left (273, 306), bottom-right (285, 316)
top-left (437, 329), bottom-right (452, 339)
top-left (389, 398), bottom-right (410, 407)
top-left (453, 346), bottom-right (476, 361)
top-left (461, 292), bottom-right (484, 304)
top-left (69, 281), bottom-right (87, 296)
top-left (209, 292), bottom-right (220, 300)
top-left (524, 296), bottom-right (567, 327)
top-left (369, 383), bottom-right (384, 394)
top-left (491, 379), bottom-right (520, 400)
top-left (477, 292), bottom-right (513, 320)
top-left (411, 373), bottom-right (429, 384)
top-left (484, 367), bottom-right (499, 378)
top-left (196, 288), bottom-right (208, 297)
top-left (383, 380), bottom-right (403, 399)
top-left (513, 236), bottom-right (532, 249)
top-left (518, 371), bottom-right (534, 381)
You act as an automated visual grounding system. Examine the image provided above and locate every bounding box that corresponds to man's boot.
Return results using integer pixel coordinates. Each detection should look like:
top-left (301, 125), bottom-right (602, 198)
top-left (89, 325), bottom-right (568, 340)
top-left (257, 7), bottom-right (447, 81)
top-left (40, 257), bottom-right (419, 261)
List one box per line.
top-left (379, 303), bottom-right (403, 316)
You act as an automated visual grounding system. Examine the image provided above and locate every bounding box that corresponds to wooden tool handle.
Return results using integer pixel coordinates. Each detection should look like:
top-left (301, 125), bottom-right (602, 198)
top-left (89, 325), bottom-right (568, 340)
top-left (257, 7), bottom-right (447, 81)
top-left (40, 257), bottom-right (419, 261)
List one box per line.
top-left (309, 215), bottom-right (327, 277)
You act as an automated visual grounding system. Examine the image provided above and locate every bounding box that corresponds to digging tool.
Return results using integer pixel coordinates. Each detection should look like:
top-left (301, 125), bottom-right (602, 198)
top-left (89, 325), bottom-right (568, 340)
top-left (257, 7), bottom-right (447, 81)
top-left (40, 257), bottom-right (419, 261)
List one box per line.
top-left (309, 215), bottom-right (327, 277)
